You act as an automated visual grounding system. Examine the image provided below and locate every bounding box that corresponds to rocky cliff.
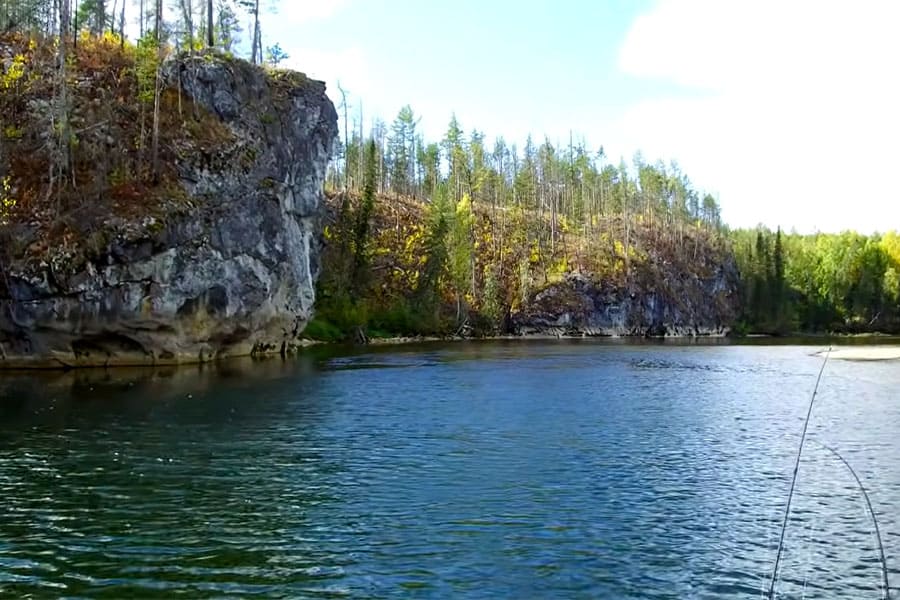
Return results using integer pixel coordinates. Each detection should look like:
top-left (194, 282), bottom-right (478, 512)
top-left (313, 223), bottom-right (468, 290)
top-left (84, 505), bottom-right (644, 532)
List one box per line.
top-left (513, 267), bottom-right (739, 337)
top-left (0, 52), bottom-right (337, 367)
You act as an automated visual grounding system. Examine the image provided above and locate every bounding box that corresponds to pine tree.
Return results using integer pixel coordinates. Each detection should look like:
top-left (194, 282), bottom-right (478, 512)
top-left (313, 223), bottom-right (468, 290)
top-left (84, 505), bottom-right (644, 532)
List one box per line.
top-left (443, 115), bottom-right (466, 201)
top-left (215, 0), bottom-right (241, 51)
top-left (773, 227), bottom-right (785, 318)
top-left (448, 194), bottom-right (474, 324)
top-left (351, 139), bottom-right (378, 299)
top-left (388, 105), bottom-right (416, 197)
top-left (416, 183), bottom-right (452, 317)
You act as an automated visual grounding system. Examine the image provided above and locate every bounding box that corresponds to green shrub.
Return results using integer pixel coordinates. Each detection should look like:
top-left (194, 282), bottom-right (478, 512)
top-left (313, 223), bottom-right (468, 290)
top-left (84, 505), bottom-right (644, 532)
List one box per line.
top-left (302, 317), bottom-right (345, 342)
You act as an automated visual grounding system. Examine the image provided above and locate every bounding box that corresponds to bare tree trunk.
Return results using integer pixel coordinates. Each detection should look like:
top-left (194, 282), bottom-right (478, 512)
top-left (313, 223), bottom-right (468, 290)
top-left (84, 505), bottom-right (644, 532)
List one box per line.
top-left (207, 0), bottom-right (214, 47)
top-left (154, 0), bottom-right (161, 41)
top-left (151, 0), bottom-right (163, 182)
top-left (54, 0), bottom-right (73, 211)
top-left (118, 0), bottom-right (125, 46)
top-left (151, 67), bottom-right (161, 182)
top-left (357, 102), bottom-right (363, 191)
top-left (93, 0), bottom-right (105, 35)
top-left (251, 0), bottom-right (260, 64)
top-left (179, 0), bottom-right (194, 51)
top-left (337, 83), bottom-right (349, 190)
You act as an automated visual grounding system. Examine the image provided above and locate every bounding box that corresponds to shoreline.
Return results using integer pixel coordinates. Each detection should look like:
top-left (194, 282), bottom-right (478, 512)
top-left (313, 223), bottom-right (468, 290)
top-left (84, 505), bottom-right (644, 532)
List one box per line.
top-left (3, 331), bottom-right (900, 371)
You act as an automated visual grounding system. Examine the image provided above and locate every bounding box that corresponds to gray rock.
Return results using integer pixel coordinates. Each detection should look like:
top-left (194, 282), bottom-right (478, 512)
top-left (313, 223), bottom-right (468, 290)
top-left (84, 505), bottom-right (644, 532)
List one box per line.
top-left (0, 54), bottom-right (337, 368)
top-left (512, 265), bottom-right (739, 338)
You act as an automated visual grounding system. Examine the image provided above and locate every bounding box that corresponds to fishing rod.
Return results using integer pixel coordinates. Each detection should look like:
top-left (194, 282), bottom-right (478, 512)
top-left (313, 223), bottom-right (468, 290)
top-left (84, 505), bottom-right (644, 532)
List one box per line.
top-left (810, 439), bottom-right (891, 599)
top-left (766, 347), bottom-right (831, 599)
top-left (766, 346), bottom-right (892, 599)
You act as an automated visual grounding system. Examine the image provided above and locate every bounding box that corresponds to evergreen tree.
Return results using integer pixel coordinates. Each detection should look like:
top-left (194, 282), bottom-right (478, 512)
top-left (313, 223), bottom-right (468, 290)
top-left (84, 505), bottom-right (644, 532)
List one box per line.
top-left (443, 115), bottom-right (466, 200)
top-left (448, 194), bottom-right (474, 323)
top-left (387, 105), bottom-right (416, 196)
top-left (416, 183), bottom-right (452, 316)
top-left (350, 139), bottom-right (378, 299)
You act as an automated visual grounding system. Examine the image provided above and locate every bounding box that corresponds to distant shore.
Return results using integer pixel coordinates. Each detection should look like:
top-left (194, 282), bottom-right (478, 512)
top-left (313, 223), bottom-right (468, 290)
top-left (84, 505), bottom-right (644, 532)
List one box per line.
top-left (819, 346), bottom-right (900, 361)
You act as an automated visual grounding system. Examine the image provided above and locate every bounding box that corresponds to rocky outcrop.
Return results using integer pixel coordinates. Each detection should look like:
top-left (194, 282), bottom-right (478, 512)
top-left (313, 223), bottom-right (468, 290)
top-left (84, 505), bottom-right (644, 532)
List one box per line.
top-left (0, 54), bottom-right (337, 368)
top-left (513, 266), bottom-right (739, 337)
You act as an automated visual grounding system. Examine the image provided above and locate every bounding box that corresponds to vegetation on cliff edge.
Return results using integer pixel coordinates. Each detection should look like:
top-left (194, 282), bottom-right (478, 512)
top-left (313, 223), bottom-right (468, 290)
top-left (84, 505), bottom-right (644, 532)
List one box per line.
top-left (0, 21), bottom-right (301, 285)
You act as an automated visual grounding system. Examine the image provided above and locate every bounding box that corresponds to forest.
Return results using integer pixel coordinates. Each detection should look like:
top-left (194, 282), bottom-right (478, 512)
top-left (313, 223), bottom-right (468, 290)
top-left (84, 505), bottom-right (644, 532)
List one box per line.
top-left (734, 228), bottom-right (900, 334)
top-left (314, 103), bottom-right (900, 338)
top-left (313, 105), bottom-right (733, 339)
top-left (1, 1), bottom-right (898, 338)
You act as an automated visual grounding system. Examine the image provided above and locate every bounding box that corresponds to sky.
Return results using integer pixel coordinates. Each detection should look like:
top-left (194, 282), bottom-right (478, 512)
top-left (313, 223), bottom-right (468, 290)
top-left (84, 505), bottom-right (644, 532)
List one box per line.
top-left (259, 0), bottom-right (900, 234)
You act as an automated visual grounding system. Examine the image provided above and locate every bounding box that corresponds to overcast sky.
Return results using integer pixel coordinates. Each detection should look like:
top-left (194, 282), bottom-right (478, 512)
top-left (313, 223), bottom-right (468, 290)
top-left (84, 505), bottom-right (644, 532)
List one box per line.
top-left (260, 0), bottom-right (900, 233)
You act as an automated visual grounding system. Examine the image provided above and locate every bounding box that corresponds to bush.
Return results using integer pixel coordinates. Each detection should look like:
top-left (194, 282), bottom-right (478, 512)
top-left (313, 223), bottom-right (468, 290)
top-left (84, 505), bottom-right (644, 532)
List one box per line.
top-left (302, 317), bottom-right (345, 342)
top-left (367, 302), bottom-right (426, 337)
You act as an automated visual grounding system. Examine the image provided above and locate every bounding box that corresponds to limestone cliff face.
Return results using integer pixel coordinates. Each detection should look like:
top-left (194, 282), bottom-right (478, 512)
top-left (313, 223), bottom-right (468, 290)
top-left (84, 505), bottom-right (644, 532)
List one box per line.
top-left (0, 55), bottom-right (337, 367)
top-left (513, 265), bottom-right (739, 337)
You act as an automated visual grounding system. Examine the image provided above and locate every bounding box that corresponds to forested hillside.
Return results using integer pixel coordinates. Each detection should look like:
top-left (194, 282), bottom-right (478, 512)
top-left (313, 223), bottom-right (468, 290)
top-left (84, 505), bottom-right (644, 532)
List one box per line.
top-left (2, 2), bottom-right (897, 344)
top-left (314, 106), bottom-right (899, 339)
top-left (312, 111), bottom-right (734, 340)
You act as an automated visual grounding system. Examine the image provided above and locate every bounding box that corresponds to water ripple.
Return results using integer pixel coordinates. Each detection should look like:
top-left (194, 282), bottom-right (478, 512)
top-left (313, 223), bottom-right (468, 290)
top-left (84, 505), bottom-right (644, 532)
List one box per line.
top-left (0, 342), bottom-right (898, 597)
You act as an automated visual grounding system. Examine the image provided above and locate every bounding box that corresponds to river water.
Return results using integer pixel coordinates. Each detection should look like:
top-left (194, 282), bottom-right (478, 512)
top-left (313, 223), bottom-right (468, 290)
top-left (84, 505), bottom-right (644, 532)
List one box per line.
top-left (0, 340), bottom-right (898, 598)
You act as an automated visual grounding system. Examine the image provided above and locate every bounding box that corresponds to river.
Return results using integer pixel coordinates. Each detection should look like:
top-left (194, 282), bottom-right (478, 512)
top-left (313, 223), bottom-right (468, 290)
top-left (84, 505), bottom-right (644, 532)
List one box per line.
top-left (1, 340), bottom-right (898, 598)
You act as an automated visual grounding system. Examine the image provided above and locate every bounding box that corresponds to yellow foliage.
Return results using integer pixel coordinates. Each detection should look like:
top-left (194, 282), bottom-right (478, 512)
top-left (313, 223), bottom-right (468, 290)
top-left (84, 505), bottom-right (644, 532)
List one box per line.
top-left (3, 125), bottom-right (23, 140)
top-left (885, 266), bottom-right (900, 301)
top-left (0, 176), bottom-right (15, 225)
top-left (529, 242), bottom-right (541, 265)
top-left (880, 231), bottom-right (900, 265)
top-left (548, 255), bottom-right (569, 281)
top-left (404, 227), bottom-right (423, 253)
top-left (78, 30), bottom-right (126, 50)
top-left (1, 54), bottom-right (27, 90)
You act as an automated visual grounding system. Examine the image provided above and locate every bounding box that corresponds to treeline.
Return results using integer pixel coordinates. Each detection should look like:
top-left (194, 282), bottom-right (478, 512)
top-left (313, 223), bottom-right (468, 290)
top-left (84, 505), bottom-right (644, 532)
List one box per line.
top-left (0, 1), bottom-right (283, 64)
top-left (313, 107), bottom-right (731, 340)
top-left (734, 228), bottom-right (900, 334)
top-left (329, 106), bottom-right (725, 239)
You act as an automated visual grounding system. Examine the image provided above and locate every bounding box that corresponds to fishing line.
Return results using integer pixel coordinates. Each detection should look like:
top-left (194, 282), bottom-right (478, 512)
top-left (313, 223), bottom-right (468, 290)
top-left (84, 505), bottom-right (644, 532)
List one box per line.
top-left (810, 439), bottom-right (891, 599)
top-left (766, 347), bottom-right (831, 599)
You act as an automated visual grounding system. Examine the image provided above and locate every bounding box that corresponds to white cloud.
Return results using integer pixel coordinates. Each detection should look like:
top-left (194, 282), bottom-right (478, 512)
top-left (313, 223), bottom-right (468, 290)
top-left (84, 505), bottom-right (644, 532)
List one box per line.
top-left (612, 0), bottom-right (900, 233)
